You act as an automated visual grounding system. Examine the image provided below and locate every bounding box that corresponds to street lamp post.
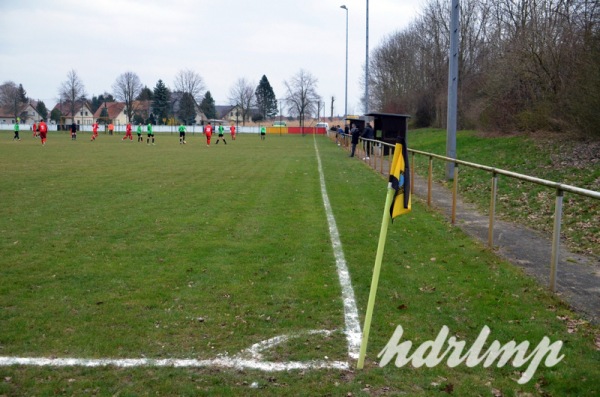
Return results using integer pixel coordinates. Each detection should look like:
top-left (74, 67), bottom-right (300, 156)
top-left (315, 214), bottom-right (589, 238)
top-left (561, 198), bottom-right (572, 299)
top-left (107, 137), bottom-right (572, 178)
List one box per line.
top-left (340, 5), bottom-right (348, 120)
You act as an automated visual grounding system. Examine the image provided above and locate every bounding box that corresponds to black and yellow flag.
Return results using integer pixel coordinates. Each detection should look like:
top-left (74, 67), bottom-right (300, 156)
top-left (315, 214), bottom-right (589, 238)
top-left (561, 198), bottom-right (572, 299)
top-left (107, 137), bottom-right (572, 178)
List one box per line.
top-left (389, 138), bottom-right (411, 219)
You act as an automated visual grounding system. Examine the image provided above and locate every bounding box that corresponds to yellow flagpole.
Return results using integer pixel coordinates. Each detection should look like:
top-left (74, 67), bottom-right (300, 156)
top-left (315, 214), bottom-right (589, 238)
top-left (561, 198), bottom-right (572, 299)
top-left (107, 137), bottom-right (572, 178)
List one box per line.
top-left (356, 183), bottom-right (395, 369)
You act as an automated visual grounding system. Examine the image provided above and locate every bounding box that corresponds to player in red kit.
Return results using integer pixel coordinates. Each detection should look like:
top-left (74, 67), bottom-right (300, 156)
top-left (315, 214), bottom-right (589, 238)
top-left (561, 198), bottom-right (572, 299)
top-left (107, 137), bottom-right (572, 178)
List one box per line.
top-left (230, 123), bottom-right (236, 140)
top-left (204, 122), bottom-right (213, 146)
top-left (122, 122), bottom-right (133, 141)
top-left (37, 119), bottom-right (48, 146)
top-left (91, 121), bottom-right (99, 141)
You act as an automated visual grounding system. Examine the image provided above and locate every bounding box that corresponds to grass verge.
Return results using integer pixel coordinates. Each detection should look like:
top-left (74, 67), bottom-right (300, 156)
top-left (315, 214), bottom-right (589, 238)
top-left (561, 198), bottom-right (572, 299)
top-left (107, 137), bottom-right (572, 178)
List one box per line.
top-left (408, 129), bottom-right (600, 257)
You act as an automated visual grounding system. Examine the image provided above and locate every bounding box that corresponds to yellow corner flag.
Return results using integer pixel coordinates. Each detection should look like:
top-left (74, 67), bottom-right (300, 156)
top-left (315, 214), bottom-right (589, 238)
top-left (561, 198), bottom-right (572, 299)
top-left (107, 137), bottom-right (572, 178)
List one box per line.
top-left (357, 139), bottom-right (412, 369)
top-left (389, 139), bottom-right (412, 219)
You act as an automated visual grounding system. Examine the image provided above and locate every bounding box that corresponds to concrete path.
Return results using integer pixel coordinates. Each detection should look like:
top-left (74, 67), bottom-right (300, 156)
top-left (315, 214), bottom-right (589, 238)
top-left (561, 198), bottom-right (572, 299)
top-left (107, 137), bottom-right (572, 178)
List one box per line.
top-left (409, 171), bottom-right (600, 323)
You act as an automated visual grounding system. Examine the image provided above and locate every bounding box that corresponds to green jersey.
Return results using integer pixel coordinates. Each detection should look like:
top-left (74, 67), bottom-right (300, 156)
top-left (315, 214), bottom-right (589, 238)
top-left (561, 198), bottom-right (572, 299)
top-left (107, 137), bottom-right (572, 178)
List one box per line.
top-left (147, 124), bottom-right (153, 135)
top-left (14, 123), bottom-right (19, 132)
top-left (218, 125), bottom-right (224, 135)
top-left (178, 125), bottom-right (186, 133)
top-left (137, 125), bottom-right (142, 134)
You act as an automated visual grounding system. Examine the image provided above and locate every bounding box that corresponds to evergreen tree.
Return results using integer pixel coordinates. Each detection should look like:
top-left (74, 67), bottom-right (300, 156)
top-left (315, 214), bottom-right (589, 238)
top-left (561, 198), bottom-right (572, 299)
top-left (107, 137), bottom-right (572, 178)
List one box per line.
top-left (36, 101), bottom-right (48, 120)
top-left (152, 79), bottom-right (171, 124)
top-left (99, 93), bottom-right (115, 103)
top-left (90, 96), bottom-right (100, 114)
top-left (18, 84), bottom-right (28, 103)
top-left (137, 86), bottom-right (154, 101)
top-left (199, 91), bottom-right (217, 120)
top-left (50, 107), bottom-right (61, 124)
top-left (255, 75), bottom-right (278, 119)
top-left (178, 92), bottom-right (197, 124)
top-left (90, 94), bottom-right (115, 114)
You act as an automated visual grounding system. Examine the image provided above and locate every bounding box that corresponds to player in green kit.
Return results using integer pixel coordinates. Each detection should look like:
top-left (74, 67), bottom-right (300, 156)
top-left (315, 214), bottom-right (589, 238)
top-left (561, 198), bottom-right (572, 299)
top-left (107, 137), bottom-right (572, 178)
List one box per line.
top-left (178, 123), bottom-right (187, 144)
top-left (147, 123), bottom-right (155, 145)
top-left (136, 124), bottom-right (143, 142)
top-left (13, 119), bottom-right (20, 141)
top-left (215, 123), bottom-right (226, 144)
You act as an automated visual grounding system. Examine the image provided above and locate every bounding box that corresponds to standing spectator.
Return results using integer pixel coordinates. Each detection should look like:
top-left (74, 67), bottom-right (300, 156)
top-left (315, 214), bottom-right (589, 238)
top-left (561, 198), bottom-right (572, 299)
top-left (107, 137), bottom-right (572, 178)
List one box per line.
top-left (13, 119), bottom-right (20, 141)
top-left (108, 122), bottom-right (114, 135)
top-left (349, 123), bottom-right (360, 157)
top-left (122, 122), bottom-right (133, 141)
top-left (178, 123), bottom-right (187, 144)
top-left (204, 122), bottom-right (213, 146)
top-left (361, 122), bottom-right (374, 160)
top-left (38, 119), bottom-right (48, 146)
top-left (344, 124), bottom-right (350, 148)
top-left (215, 123), bottom-right (226, 145)
top-left (91, 121), bottom-right (99, 141)
top-left (70, 122), bottom-right (77, 140)
top-left (147, 123), bottom-right (155, 145)
top-left (336, 125), bottom-right (343, 146)
top-left (230, 123), bottom-right (236, 140)
top-left (136, 123), bottom-right (143, 142)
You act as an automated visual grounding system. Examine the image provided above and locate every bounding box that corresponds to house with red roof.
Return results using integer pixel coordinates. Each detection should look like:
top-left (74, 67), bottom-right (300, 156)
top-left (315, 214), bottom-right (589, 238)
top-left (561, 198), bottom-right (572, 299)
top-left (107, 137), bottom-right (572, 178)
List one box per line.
top-left (52, 101), bottom-right (95, 126)
top-left (0, 100), bottom-right (42, 125)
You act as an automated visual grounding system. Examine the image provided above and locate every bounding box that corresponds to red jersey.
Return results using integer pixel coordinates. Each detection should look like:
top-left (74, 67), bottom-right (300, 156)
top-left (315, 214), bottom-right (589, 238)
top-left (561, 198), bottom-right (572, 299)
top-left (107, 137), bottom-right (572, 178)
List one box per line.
top-left (205, 125), bottom-right (213, 134)
top-left (38, 122), bottom-right (48, 133)
top-left (92, 123), bottom-right (99, 132)
top-left (126, 124), bottom-right (132, 133)
top-left (230, 125), bottom-right (235, 134)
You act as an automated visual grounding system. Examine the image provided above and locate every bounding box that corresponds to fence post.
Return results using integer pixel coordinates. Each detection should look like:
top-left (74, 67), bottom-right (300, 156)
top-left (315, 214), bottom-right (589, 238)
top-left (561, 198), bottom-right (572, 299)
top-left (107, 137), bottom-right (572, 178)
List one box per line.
top-left (379, 143), bottom-right (383, 175)
top-left (550, 189), bottom-right (564, 292)
top-left (451, 163), bottom-right (459, 224)
top-left (428, 156), bottom-right (433, 207)
top-left (411, 152), bottom-right (415, 196)
top-left (488, 171), bottom-right (498, 247)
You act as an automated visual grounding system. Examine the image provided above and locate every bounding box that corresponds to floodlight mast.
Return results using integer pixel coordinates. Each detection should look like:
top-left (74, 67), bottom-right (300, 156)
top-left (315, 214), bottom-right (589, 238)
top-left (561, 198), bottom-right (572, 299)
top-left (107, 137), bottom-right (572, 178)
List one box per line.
top-left (340, 5), bottom-right (348, 119)
top-left (446, 0), bottom-right (459, 180)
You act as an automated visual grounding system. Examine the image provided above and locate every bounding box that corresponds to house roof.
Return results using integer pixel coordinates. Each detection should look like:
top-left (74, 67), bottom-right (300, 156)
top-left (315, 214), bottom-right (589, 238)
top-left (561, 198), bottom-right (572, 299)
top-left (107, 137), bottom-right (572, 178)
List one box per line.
top-left (215, 105), bottom-right (236, 119)
top-left (93, 102), bottom-right (125, 119)
top-left (215, 105), bottom-right (261, 119)
top-left (52, 100), bottom-right (92, 117)
top-left (131, 100), bottom-right (152, 114)
top-left (0, 102), bottom-right (37, 119)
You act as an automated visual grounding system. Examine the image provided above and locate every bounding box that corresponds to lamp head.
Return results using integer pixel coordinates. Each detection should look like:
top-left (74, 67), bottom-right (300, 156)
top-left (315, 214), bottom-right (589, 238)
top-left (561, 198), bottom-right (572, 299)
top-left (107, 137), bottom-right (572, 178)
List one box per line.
top-left (340, 5), bottom-right (347, 10)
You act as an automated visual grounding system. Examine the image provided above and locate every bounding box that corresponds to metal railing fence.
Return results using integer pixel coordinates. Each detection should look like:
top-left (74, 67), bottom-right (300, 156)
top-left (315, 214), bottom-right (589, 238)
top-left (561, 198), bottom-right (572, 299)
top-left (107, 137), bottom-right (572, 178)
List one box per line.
top-left (328, 131), bottom-right (600, 292)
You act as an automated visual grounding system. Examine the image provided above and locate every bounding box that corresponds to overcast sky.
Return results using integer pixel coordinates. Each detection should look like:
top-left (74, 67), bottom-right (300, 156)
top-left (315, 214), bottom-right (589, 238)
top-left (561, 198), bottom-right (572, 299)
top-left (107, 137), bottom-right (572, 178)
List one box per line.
top-left (0, 0), bottom-right (425, 116)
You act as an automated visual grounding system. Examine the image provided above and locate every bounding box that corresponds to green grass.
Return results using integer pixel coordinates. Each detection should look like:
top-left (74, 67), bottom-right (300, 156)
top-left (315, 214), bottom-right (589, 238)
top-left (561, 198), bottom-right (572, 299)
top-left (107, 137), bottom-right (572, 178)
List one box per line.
top-left (408, 129), bottom-right (600, 257)
top-left (0, 131), bottom-right (598, 396)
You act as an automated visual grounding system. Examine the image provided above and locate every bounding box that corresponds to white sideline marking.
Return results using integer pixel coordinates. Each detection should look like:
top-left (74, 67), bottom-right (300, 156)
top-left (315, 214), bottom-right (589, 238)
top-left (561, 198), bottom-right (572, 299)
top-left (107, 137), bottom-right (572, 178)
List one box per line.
top-left (0, 357), bottom-right (349, 371)
top-left (313, 136), bottom-right (362, 359)
top-left (0, 137), bottom-right (361, 370)
top-left (0, 330), bottom-right (349, 371)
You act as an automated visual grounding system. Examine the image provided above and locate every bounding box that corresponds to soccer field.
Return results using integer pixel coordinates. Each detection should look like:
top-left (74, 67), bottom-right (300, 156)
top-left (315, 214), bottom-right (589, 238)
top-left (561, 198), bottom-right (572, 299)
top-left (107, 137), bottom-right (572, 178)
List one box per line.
top-left (0, 131), bottom-right (598, 396)
top-left (0, 131), bottom-right (358, 361)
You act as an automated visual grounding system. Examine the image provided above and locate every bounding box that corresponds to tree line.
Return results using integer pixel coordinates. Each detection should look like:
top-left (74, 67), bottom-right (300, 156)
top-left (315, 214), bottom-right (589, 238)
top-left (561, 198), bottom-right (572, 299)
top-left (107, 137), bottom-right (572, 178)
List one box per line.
top-left (368, 0), bottom-right (599, 136)
top-left (2, 68), bottom-right (324, 127)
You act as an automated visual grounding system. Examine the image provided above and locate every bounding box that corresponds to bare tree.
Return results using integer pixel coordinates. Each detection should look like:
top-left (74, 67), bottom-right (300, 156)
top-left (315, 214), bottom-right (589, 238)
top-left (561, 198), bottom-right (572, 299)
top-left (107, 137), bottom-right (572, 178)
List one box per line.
top-left (228, 78), bottom-right (255, 125)
top-left (174, 69), bottom-right (206, 102)
top-left (0, 81), bottom-right (27, 120)
top-left (113, 71), bottom-right (143, 123)
top-left (59, 69), bottom-right (87, 122)
top-left (284, 69), bottom-right (321, 131)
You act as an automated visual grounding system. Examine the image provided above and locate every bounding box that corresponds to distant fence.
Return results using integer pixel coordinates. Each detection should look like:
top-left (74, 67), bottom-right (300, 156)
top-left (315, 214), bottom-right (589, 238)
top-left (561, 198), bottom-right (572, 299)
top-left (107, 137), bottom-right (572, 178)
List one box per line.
top-left (0, 123), bottom-right (328, 135)
top-left (329, 131), bottom-right (600, 292)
